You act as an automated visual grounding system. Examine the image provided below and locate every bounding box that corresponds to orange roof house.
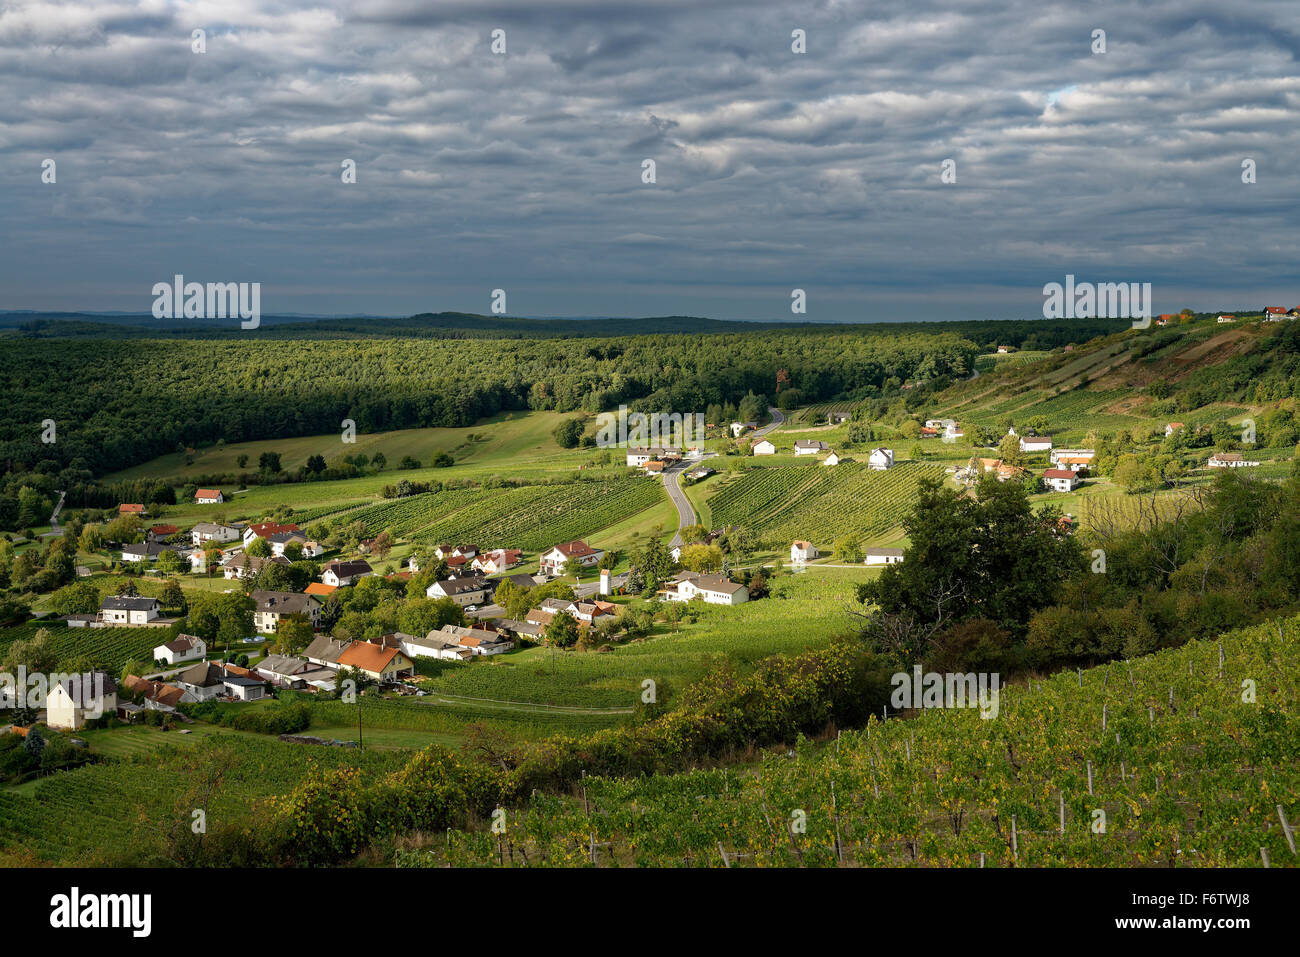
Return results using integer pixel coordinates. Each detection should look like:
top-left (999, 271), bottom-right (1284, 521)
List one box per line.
top-left (336, 641), bottom-right (413, 680)
top-left (119, 504), bottom-right (146, 515)
top-left (304, 582), bottom-right (338, 597)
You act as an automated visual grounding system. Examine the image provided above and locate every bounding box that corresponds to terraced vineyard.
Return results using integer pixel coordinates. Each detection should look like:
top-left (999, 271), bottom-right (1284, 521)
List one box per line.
top-left (413, 478), bottom-right (665, 551)
top-left (0, 622), bottom-right (165, 671)
top-left (339, 489), bottom-right (484, 537)
top-left (407, 615), bottom-right (1300, 868)
top-left (707, 462), bottom-right (944, 545)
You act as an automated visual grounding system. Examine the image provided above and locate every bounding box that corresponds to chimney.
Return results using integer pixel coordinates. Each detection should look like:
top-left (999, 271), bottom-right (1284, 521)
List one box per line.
top-left (599, 568), bottom-right (611, 596)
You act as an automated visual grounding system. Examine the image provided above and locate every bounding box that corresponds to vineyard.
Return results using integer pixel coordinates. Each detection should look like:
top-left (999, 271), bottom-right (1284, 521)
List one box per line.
top-left (400, 615), bottom-right (1300, 867)
top-left (0, 622), bottom-right (165, 671)
top-left (0, 735), bottom-right (407, 865)
top-left (707, 462), bottom-right (945, 545)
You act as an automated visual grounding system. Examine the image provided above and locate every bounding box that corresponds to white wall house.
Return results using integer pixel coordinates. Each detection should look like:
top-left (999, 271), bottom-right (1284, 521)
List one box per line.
top-left (1041, 469), bottom-right (1080, 492)
top-left (195, 488), bottom-right (225, 504)
top-left (100, 596), bottom-right (162, 626)
top-left (45, 674), bottom-right (118, 730)
top-left (793, 440), bottom-right (828, 456)
top-left (864, 548), bottom-right (904, 566)
top-left (752, 439), bottom-right (776, 455)
top-left (1019, 435), bottom-right (1053, 453)
top-left (1049, 448), bottom-right (1096, 466)
top-left (538, 540), bottom-right (604, 576)
top-left (868, 448), bottom-right (894, 470)
top-left (191, 523), bottom-right (241, 546)
top-left (154, 634), bottom-right (206, 666)
top-left (790, 540), bottom-right (818, 563)
top-left (321, 559), bottom-right (373, 587)
top-left (1207, 453), bottom-right (1260, 468)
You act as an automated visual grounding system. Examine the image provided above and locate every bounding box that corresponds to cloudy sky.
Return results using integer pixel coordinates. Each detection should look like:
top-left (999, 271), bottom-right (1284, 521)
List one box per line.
top-left (2, 0), bottom-right (1299, 322)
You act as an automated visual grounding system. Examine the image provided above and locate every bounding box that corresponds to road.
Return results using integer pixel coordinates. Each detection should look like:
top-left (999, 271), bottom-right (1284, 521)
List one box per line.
top-left (665, 455), bottom-right (713, 548)
top-left (753, 406), bottom-right (785, 437)
top-left (43, 490), bottom-right (66, 537)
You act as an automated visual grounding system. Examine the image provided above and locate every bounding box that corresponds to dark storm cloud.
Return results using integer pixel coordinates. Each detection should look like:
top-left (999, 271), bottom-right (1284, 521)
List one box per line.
top-left (1, 0), bottom-right (1298, 321)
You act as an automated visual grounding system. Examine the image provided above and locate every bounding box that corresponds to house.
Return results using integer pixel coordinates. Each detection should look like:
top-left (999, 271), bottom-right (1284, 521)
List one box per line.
top-left (1207, 452), bottom-right (1260, 469)
top-left (267, 531), bottom-right (314, 557)
top-left (1054, 456), bottom-right (1093, 474)
top-left (790, 540), bottom-right (819, 563)
top-left (121, 675), bottom-right (188, 712)
top-left (1019, 435), bottom-right (1053, 453)
top-left (868, 447), bottom-right (894, 470)
top-left (830, 412), bottom-right (851, 424)
top-left (996, 464), bottom-right (1028, 482)
top-left (793, 440), bottom-right (828, 456)
top-left (119, 503), bottom-right (146, 516)
top-left (45, 673), bottom-right (118, 730)
top-left (221, 552), bottom-right (289, 580)
top-left (148, 524), bottom-right (180, 541)
top-left (434, 544), bottom-right (480, 561)
top-left (304, 582), bottom-right (337, 599)
top-left (255, 654), bottom-right (314, 689)
top-left (1041, 468), bottom-right (1080, 492)
top-left (1165, 422), bottom-right (1185, 438)
top-left (626, 447), bottom-right (681, 468)
top-left (1155, 314), bottom-right (1176, 326)
top-left (121, 541), bottom-right (186, 563)
top-left (685, 466), bottom-right (715, 481)
top-left (195, 488), bottom-right (225, 504)
top-left (242, 522), bottom-right (300, 546)
top-left (321, 559), bottom-right (373, 588)
top-left (996, 345), bottom-right (1013, 354)
top-left (100, 595), bottom-right (163, 627)
top-left (303, 635), bottom-right (351, 668)
top-left (945, 422), bottom-right (964, 439)
top-left (472, 549), bottom-right (524, 574)
top-left (864, 548), bottom-right (905, 567)
top-left (1050, 448), bottom-right (1097, 467)
top-left (822, 451), bottom-right (841, 466)
top-left (153, 633), bottom-right (206, 666)
top-left (212, 662), bottom-right (268, 700)
top-left (925, 419), bottom-right (956, 431)
top-left (251, 590), bottom-right (321, 633)
top-left (191, 522), bottom-right (241, 546)
top-left (752, 439), bottom-right (777, 455)
top-left (1263, 307), bottom-right (1286, 320)
top-left (1216, 315), bottom-right (1236, 323)
top-left (336, 641), bottom-right (415, 682)
top-left (539, 540), bottom-right (604, 576)
top-left (428, 624), bottom-right (515, 656)
top-left (920, 427), bottom-right (940, 438)
top-left (176, 662), bottom-right (227, 702)
top-left (659, 571), bottom-right (749, 605)
top-left (425, 576), bottom-right (493, 606)
top-left (730, 421), bottom-right (757, 437)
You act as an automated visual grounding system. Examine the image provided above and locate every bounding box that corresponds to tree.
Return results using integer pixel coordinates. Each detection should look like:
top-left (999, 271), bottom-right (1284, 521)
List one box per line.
top-left (371, 452), bottom-right (387, 471)
top-left (237, 454), bottom-right (249, 469)
top-left (633, 532), bottom-right (674, 594)
top-left (552, 417), bottom-right (585, 449)
top-left (544, 611), bottom-right (580, 648)
top-left (997, 434), bottom-right (1024, 465)
top-left (678, 543), bottom-right (723, 573)
top-left (156, 549), bottom-right (183, 576)
top-left (832, 536), bottom-right (863, 563)
top-left (273, 613), bottom-right (313, 655)
top-left (431, 451), bottom-right (454, 468)
top-left (258, 452), bottom-right (282, 473)
top-left (246, 537), bottom-right (272, 558)
top-left (305, 455), bottom-right (327, 474)
top-left (160, 578), bottom-right (186, 614)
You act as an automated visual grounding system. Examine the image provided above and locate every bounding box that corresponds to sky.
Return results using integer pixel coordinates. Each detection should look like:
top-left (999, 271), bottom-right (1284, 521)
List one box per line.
top-left (2, 0), bottom-right (1299, 323)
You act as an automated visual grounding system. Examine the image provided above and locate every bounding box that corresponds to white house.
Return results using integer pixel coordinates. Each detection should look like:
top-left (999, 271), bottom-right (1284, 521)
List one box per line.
top-left (660, 571), bottom-right (749, 605)
top-left (538, 540), bottom-right (604, 576)
top-left (100, 595), bottom-right (163, 627)
top-left (752, 439), bottom-right (776, 455)
top-left (864, 548), bottom-right (905, 566)
top-left (154, 634), bottom-right (206, 666)
top-left (1019, 435), bottom-right (1053, 453)
top-left (868, 447), bottom-right (894, 470)
top-left (1049, 448), bottom-right (1096, 467)
top-left (1217, 314), bottom-right (1237, 323)
top-left (194, 488), bottom-right (225, 504)
top-left (945, 422), bottom-right (964, 439)
top-left (472, 549), bottom-right (524, 574)
top-left (626, 447), bottom-right (680, 468)
top-left (45, 673), bottom-right (118, 730)
top-left (790, 540), bottom-right (818, 563)
top-left (822, 451), bottom-right (841, 466)
top-left (321, 559), bottom-right (373, 587)
top-left (1041, 468), bottom-right (1080, 492)
top-left (925, 419), bottom-right (956, 430)
top-left (730, 421), bottom-right (757, 437)
top-left (191, 523), bottom-right (240, 546)
top-left (793, 440), bottom-right (828, 456)
top-left (1207, 452), bottom-right (1260, 469)
top-left (252, 590), bottom-right (321, 633)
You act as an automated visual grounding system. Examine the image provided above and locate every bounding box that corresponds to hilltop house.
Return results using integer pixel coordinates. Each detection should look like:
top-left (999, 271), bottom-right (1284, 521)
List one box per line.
top-left (252, 590), bottom-right (321, 633)
top-left (45, 673), bottom-right (118, 731)
top-left (1263, 307), bottom-right (1286, 320)
top-left (793, 439), bottom-right (829, 456)
top-left (659, 571), bottom-right (749, 606)
top-left (1041, 468), bottom-right (1081, 492)
top-left (153, 634), bottom-right (206, 666)
top-left (321, 559), bottom-right (373, 587)
top-left (1216, 315), bottom-right (1236, 323)
top-left (119, 504), bottom-right (147, 516)
top-left (195, 488), bottom-right (225, 504)
top-left (539, 540), bottom-right (604, 576)
top-left (790, 540), bottom-right (818, 563)
top-left (868, 448), bottom-right (894, 470)
top-left (242, 522), bottom-right (300, 546)
top-left (864, 548), bottom-right (905, 567)
top-left (1165, 422), bottom-right (1185, 437)
top-left (752, 439), bottom-right (777, 455)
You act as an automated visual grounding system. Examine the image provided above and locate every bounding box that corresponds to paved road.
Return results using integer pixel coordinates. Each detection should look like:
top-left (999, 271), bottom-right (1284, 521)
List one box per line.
top-left (752, 406), bottom-right (785, 437)
top-left (665, 453), bottom-right (716, 548)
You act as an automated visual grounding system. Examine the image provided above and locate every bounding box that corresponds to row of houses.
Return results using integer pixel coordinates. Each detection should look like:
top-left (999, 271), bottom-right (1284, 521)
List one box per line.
top-left (790, 541), bottom-right (903, 567)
